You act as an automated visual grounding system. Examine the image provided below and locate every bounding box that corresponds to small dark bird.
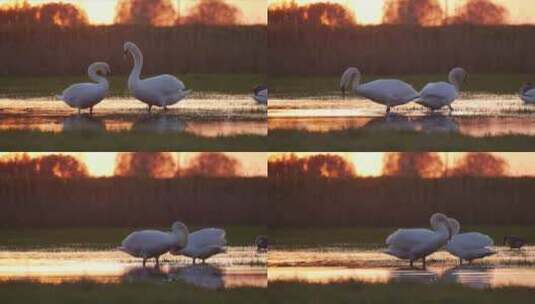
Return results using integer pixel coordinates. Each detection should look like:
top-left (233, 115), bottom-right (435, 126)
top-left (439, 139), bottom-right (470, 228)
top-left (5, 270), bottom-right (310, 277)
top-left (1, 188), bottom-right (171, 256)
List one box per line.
top-left (504, 236), bottom-right (527, 249)
top-left (253, 85), bottom-right (268, 105)
top-left (256, 235), bottom-right (269, 251)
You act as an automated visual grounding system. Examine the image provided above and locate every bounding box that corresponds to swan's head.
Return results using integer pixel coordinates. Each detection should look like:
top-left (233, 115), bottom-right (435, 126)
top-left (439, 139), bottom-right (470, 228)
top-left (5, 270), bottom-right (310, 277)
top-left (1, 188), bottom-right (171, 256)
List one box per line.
top-left (430, 213), bottom-right (452, 239)
top-left (340, 67), bottom-right (361, 97)
top-left (449, 67), bottom-right (467, 89)
top-left (91, 62), bottom-right (111, 77)
top-left (124, 41), bottom-right (141, 57)
top-left (447, 217), bottom-right (460, 237)
top-left (171, 221), bottom-right (189, 249)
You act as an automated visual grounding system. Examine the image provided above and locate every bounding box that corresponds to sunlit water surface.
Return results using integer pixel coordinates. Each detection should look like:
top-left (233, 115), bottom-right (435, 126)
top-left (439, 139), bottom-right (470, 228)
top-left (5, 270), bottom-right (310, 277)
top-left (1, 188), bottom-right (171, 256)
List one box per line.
top-left (269, 246), bottom-right (535, 289)
top-left (0, 96), bottom-right (266, 137)
top-left (269, 95), bottom-right (535, 137)
top-left (0, 247), bottom-right (266, 289)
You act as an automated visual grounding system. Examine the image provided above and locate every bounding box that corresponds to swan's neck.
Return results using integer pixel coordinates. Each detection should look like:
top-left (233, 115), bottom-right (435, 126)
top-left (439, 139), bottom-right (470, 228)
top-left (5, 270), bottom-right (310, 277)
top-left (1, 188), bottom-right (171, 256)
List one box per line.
top-left (88, 69), bottom-right (108, 89)
top-left (449, 75), bottom-right (461, 91)
top-left (351, 72), bottom-right (361, 91)
top-left (128, 48), bottom-right (143, 89)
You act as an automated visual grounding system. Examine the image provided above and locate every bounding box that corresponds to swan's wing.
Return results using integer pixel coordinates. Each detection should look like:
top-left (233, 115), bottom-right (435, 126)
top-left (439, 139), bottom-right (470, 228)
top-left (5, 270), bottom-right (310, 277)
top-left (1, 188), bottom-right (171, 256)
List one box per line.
top-left (359, 80), bottom-right (419, 104)
top-left (420, 82), bottom-right (457, 104)
top-left (60, 83), bottom-right (103, 103)
top-left (187, 228), bottom-right (227, 250)
top-left (121, 230), bottom-right (173, 255)
top-left (451, 232), bottom-right (494, 250)
top-left (386, 228), bottom-right (435, 250)
top-left (142, 75), bottom-right (186, 95)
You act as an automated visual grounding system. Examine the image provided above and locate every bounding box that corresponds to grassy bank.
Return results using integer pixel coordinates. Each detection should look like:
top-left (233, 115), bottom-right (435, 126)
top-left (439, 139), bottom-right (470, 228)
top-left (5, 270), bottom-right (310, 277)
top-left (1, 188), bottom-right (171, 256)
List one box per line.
top-left (269, 73), bottom-right (531, 98)
top-left (0, 281), bottom-right (267, 304)
top-left (0, 130), bottom-right (267, 151)
top-left (0, 74), bottom-right (266, 98)
top-left (269, 226), bottom-right (535, 248)
top-left (0, 226), bottom-right (266, 249)
top-left (267, 129), bottom-right (535, 151)
top-left (267, 282), bottom-right (535, 304)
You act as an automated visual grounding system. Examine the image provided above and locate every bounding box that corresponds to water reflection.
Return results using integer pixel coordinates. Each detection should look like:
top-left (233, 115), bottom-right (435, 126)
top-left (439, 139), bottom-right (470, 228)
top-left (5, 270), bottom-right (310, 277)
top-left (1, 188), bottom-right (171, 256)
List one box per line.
top-left (62, 115), bottom-right (106, 132)
top-left (269, 246), bottom-right (535, 289)
top-left (0, 247), bottom-right (266, 289)
top-left (0, 97), bottom-right (266, 137)
top-left (269, 265), bottom-right (535, 289)
top-left (132, 115), bottom-right (187, 133)
top-left (269, 95), bottom-right (535, 137)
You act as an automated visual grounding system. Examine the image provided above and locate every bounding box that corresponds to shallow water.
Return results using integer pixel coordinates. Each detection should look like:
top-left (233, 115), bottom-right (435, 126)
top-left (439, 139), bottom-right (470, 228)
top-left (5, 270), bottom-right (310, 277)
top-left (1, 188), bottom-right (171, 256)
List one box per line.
top-left (0, 247), bottom-right (267, 289)
top-left (268, 246), bottom-right (535, 289)
top-left (0, 96), bottom-right (266, 137)
top-left (269, 95), bottom-right (535, 137)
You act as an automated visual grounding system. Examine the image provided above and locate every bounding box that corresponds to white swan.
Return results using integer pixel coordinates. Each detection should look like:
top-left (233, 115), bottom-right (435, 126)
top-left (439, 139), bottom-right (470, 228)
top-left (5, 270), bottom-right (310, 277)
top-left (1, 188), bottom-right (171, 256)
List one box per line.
top-left (520, 82), bottom-right (535, 104)
top-left (124, 42), bottom-right (191, 112)
top-left (170, 228), bottom-right (227, 264)
top-left (253, 85), bottom-right (268, 105)
top-left (446, 218), bottom-right (496, 264)
top-left (417, 67), bottom-right (467, 112)
top-left (385, 213), bottom-right (452, 267)
top-left (56, 62), bottom-right (110, 115)
top-left (340, 67), bottom-right (420, 113)
top-left (119, 221), bottom-right (189, 267)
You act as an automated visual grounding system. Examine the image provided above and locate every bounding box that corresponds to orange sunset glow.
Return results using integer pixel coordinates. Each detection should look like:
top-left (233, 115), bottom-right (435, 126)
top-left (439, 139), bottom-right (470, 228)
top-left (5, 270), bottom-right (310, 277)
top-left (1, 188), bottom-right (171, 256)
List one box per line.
top-left (0, 152), bottom-right (267, 177)
top-left (268, 0), bottom-right (535, 25)
top-left (269, 152), bottom-right (535, 177)
top-left (0, 0), bottom-right (268, 25)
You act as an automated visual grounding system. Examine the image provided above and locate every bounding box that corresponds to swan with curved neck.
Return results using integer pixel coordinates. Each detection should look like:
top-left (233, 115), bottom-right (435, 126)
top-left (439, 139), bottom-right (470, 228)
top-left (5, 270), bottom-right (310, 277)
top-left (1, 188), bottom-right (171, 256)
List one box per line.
top-left (170, 228), bottom-right (227, 264)
top-left (119, 221), bottom-right (189, 267)
top-left (340, 67), bottom-right (420, 113)
top-left (56, 62), bottom-right (110, 115)
top-left (385, 213), bottom-right (452, 268)
top-left (417, 67), bottom-right (467, 112)
top-left (446, 218), bottom-right (496, 264)
top-left (124, 42), bottom-right (191, 112)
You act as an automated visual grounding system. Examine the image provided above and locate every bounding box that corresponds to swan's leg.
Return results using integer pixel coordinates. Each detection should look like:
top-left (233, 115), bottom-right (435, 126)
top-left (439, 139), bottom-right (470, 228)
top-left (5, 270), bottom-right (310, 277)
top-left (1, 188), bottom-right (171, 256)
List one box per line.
top-left (459, 258), bottom-right (463, 265)
top-left (386, 106), bottom-right (391, 114)
top-left (422, 257), bottom-right (426, 269)
top-left (78, 108), bottom-right (81, 115)
top-left (90, 107), bottom-right (93, 116)
top-left (164, 106), bottom-right (168, 111)
top-left (409, 260), bottom-right (413, 268)
top-left (148, 105), bottom-right (152, 113)
top-left (142, 258), bottom-right (146, 268)
top-left (202, 259), bottom-right (206, 264)
top-left (448, 105), bottom-right (454, 113)
top-left (155, 256), bottom-right (160, 267)
top-left (192, 258), bottom-right (196, 264)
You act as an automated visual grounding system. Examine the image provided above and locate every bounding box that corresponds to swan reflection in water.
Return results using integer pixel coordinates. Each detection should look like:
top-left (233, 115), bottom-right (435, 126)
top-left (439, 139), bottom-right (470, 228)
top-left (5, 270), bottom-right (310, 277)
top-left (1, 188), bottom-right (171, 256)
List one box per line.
top-left (122, 264), bottom-right (224, 289)
top-left (131, 114), bottom-right (187, 133)
top-left (121, 264), bottom-right (266, 289)
top-left (62, 114), bottom-right (106, 132)
top-left (363, 113), bottom-right (459, 134)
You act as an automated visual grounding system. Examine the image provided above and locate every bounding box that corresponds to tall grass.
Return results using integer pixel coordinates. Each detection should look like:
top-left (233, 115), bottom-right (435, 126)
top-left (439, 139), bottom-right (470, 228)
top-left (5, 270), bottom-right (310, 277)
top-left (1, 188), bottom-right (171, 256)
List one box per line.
top-left (268, 24), bottom-right (535, 75)
top-left (0, 25), bottom-right (266, 76)
top-left (269, 176), bottom-right (535, 227)
top-left (0, 177), bottom-right (268, 228)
